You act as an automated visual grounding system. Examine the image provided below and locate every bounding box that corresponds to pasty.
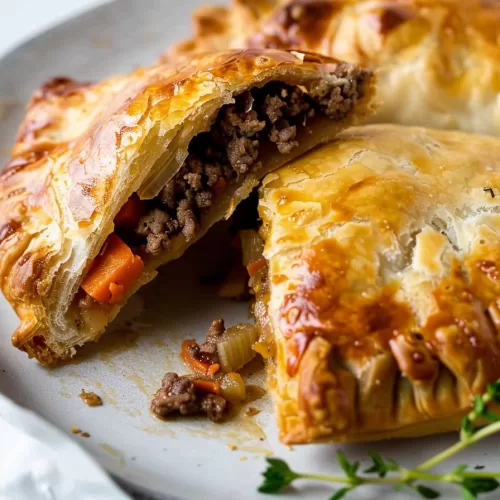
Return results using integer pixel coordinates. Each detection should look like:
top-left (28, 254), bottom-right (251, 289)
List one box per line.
top-left (0, 49), bottom-right (374, 364)
top-left (164, 0), bottom-right (500, 135)
top-left (253, 124), bottom-right (500, 443)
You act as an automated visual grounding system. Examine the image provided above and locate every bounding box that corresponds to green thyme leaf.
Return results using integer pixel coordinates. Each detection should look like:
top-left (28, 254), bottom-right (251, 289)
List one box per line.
top-left (460, 487), bottom-right (476, 500)
top-left (461, 416), bottom-right (474, 437)
top-left (363, 452), bottom-right (399, 477)
top-left (385, 458), bottom-right (400, 472)
top-left (351, 462), bottom-right (360, 477)
top-left (482, 410), bottom-right (500, 423)
top-left (329, 487), bottom-right (352, 500)
top-left (474, 396), bottom-right (485, 416)
top-left (258, 458), bottom-right (299, 493)
top-left (336, 451), bottom-right (359, 480)
top-left (487, 381), bottom-right (500, 403)
top-left (364, 452), bottom-right (387, 477)
top-left (415, 485), bottom-right (440, 499)
top-left (337, 450), bottom-right (351, 475)
top-left (454, 465), bottom-right (468, 474)
top-left (461, 477), bottom-right (499, 495)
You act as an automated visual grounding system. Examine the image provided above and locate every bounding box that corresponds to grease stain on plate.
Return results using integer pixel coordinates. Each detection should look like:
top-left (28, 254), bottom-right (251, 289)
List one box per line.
top-left (59, 389), bottom-right (72, 399)
top-left (100, 443), bottom-right (126, 467)
top-left (140, 424), bottom-right (177, 438)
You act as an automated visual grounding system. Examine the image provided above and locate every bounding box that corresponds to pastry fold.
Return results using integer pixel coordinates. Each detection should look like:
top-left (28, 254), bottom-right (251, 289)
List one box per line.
top-left (164, 0), bottom-right (500, 135)
top-left (255, 124), bottom-right (500, 444)
top-left (0, 49), bottom-right (374, 364)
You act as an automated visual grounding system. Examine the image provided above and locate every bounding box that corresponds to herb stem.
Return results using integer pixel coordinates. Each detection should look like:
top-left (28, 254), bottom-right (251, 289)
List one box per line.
top-left (460, 393), bottom-right (492, 440)
top-left (417, 420), bottom-right (500, 471)
top-left (299, 473), bottom-right (351, 484)
top-left (461, 472), bottom-right (500, 479)
top-left (297, 469), bottom-right (500, 487)
top-left (299, 472), bottom-right (405, 486)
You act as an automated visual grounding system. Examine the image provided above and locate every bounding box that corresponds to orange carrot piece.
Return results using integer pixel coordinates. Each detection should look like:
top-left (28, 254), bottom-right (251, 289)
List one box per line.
top-left (81, 234), bottom-right (144, 304)
top-left (108, 282), bottom-right (125, 305)
top-left (211, 177), bottom-right (227, 199)
top-left (247, 257), bottom-right (267, 277)
top-left (181, 340), bottom-right (211, 375)
top-left (114, 194), bottom-right (144, 227)
top-left (207, 363), bottom-right (220, 376)
top-left (193, 379), bottom-right (221, 395)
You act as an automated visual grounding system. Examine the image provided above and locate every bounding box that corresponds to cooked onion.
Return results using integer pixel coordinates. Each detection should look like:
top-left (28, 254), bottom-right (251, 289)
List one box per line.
top-left (252, 297), bottom-right (275, 359)
top-left (219, 372), bottom-right (246, 403)
top-left (216, 323), bottom-right (259, 373)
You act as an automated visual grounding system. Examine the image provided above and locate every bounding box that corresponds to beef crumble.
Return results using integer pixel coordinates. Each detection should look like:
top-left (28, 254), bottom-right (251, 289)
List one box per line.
top-left (150, 372), bottom-right (227, 422)
top-left (188, 318), bottom-right (226, 365)
top-left (125, 69), bottom-right (367, 256)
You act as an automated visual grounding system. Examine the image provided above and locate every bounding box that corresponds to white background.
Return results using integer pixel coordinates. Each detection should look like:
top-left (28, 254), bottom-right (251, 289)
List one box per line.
top-left (0, 0), bottom-right (109, 58)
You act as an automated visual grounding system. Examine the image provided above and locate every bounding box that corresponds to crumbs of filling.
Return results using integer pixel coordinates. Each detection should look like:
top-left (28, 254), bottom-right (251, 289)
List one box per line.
top-left (79, 389), bottom-right (103, 407)
top-left (119, 68), bottom-right (366, 256)
top-left (150, 372), bottom-right (228, 422)
top-left (188, 318), bottom-right (226, 366)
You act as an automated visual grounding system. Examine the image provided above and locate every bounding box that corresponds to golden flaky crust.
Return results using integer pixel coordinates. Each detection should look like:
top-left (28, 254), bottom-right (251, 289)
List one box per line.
top-left (258, 124), bottom-right (500, 444)
top-left (164, 0), bottom-right (500, 135)
top-left (0, 49), bottom-right (375, 364)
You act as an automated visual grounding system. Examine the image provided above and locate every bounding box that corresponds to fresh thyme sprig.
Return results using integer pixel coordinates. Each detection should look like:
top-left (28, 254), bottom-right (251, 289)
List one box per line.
top-left (259, 380), bottom-right (500, 499)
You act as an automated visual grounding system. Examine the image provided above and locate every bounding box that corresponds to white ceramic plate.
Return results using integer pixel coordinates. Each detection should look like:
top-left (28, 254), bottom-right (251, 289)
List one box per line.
top-left (0, 2), bottom-right (499, 499)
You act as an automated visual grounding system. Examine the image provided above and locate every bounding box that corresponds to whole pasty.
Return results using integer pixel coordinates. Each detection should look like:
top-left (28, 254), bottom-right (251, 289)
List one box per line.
top-left (164, 0), bottom-right (500, 135)
top-left (0, 49), bottom-right (375, 364)
top-left (252, 124), bottom-right (500, 444)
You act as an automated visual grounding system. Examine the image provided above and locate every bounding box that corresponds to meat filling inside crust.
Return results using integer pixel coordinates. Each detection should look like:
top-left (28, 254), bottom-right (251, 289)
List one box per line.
top-left (127, 69), bottom-right (366, 256)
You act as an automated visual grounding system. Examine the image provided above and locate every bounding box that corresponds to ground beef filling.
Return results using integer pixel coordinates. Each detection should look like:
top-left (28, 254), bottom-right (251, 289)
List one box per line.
top-left (134, 70), bottom-right (366, 256)
top-left (188, 318), bottom-right (226, 365)
top-left (151, 372), bottom-right (227, 422)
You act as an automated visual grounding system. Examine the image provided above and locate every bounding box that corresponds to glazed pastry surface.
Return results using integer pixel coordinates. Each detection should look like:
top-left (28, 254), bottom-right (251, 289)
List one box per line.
top-left (257, 124), bottom-right (500, 443)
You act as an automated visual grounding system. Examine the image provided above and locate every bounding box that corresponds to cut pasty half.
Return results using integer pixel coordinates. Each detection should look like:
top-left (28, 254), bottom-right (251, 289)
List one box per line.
top-left (252, 124), bottom-right (500, 444)
top-left (0, 49), bottom-right (375, 364)
top-left (164, 0), bottom-right (500, 136)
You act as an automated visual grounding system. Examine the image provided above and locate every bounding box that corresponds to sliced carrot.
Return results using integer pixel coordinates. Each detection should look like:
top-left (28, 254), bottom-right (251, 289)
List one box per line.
top-left (114, 194), bottom-right (144, 227)
top-left (109, 282), bottom-right (125, 304)
top-left (193, 379), bottom-right (221, 395)
top-left (181, 339), bottom-right (212, 376)
top-left (211, 177), bottom-right (227, 199)
top-left (247, 257), bottom-right (267, 277)
top-left (81, 234), bottom-right (144, 304)
top-left (207, 363), bottom-right (220, 376)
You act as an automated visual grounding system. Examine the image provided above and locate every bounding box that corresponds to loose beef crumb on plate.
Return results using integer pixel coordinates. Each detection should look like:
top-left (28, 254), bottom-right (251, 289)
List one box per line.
top-left (151, 372), bottom-right (227, 422)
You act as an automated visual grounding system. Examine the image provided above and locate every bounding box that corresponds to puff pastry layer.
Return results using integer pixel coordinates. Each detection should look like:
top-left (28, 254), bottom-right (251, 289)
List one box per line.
top-left (165, 0), bottom-right (500, 135)
top-left (0, 49), bottom-right (374, 364)
top-left (256, 124), bottom-right (500, 444)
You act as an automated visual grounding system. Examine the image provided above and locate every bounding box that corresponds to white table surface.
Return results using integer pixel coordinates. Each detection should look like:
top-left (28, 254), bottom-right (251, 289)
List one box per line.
top-left (0, 0), bottom-right (110, 59)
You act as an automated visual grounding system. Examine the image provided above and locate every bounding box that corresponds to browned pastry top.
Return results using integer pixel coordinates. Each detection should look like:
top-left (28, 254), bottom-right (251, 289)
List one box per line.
top-left (258, 124), bottom-right (500, 443)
